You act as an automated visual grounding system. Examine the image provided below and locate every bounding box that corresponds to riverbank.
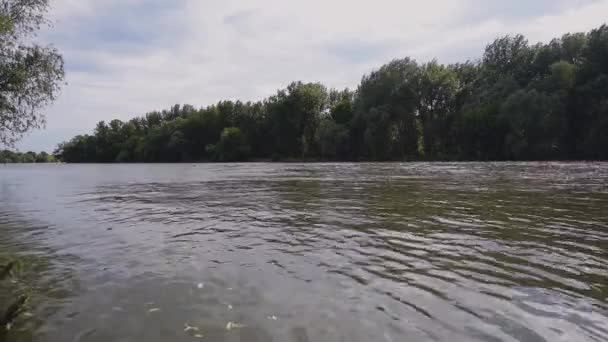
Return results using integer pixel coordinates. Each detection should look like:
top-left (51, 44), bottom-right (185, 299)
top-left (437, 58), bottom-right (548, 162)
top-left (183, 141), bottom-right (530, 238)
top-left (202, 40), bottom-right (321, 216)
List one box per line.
top-left (0, 255), bottom-right (29, 339)
top-left (0, 220), bottom-right (68, 342)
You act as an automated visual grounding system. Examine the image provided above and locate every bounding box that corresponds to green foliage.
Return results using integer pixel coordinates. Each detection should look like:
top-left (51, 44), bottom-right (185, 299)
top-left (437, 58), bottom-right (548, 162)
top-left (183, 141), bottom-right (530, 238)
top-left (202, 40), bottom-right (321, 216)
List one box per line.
top-left (266, 82), bottom-right (328, 158)
top-left (0, 149), bottom-right (54, 163)
top-left (329, 88), bottom-right (355, 125)
top-left (417, 61), bottom-right (458, 158)
top-left (453, 104), bottom-right (502, 160)
top-left (483, 34), bottom-right (535, 85)
top-left (0, 0), bottom-right (64, 146)
top-left (354, 58), bottom-right (420, 160)
top-left (499, 89), bottom-right (564, 159)
top-left (55, 25), bottom-right (608, 162)
top-left (547, 61), bottom-right (576, 91)
top-left (317, 118), bottom-right (350, 160)
top-left (210, 127), bottom-right (251, 162)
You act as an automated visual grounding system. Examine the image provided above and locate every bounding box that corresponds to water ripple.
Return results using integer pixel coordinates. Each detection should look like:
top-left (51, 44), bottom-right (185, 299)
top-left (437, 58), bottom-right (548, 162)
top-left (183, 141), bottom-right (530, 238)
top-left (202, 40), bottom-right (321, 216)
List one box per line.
top-left (0, 162), bottom-right (607, 341)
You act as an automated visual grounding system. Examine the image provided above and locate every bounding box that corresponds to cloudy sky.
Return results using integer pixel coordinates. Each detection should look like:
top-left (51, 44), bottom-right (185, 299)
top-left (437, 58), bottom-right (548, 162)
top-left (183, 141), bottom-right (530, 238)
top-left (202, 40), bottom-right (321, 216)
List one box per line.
top-left (17, 0), bottom-right (608, 151)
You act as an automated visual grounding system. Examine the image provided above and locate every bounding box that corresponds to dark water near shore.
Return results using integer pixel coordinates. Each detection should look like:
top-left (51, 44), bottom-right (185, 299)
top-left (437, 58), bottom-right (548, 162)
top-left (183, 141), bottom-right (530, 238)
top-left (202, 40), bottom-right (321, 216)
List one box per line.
top-left (1, 163), bottom-right (607, 342)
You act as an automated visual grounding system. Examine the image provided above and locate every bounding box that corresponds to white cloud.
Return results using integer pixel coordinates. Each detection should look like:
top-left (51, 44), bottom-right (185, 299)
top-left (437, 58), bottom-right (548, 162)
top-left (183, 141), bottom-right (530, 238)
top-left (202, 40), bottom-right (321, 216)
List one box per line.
top-left (16, 0), bottom-right (608, 151)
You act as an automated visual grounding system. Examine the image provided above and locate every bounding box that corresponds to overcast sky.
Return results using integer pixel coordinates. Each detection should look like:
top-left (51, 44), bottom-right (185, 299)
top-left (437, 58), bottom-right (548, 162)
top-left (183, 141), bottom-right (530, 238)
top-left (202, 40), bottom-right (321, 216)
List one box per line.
top-left (16, 0), bottom-right (608, 152)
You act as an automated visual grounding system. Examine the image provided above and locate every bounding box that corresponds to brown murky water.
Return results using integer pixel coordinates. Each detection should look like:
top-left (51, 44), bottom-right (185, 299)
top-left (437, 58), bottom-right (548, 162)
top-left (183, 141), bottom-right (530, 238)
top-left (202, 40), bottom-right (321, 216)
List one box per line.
top-left (1, 163), bottom-right (607, 341)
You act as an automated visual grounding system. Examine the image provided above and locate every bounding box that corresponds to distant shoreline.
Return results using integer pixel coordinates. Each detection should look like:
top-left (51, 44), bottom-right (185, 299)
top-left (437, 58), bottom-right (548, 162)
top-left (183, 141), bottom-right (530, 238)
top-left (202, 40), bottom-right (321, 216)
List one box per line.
top-left (6, 159), bottom-right (606, 165)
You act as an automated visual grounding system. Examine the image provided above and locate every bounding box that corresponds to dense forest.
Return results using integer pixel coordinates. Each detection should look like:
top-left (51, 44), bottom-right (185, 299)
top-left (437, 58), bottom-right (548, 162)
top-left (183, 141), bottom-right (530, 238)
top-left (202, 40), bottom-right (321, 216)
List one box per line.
top-left (0, 150), bottom-right (55, 163)
top-left (55, 25), bottom-right (608, 163)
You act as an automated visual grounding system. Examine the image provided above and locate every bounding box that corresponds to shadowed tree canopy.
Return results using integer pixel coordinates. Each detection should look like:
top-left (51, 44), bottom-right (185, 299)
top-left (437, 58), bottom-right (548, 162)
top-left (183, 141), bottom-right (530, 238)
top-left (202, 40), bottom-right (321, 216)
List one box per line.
top-left (55, 25), bottom-right (608, 163)
top-left (0, 0), bottom-right (64, 146)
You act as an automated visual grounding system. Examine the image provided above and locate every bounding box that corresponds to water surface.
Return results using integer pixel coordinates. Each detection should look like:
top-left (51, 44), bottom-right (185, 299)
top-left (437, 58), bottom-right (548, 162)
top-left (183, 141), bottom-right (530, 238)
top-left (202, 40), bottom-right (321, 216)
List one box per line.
top-left (1, 163), bottom-right (607, 341)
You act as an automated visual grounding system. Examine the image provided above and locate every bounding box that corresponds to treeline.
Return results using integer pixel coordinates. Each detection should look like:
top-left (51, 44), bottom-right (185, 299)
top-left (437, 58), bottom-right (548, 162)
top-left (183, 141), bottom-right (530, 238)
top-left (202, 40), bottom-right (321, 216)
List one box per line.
top-left (0, 150), bottom-right (56, 163)
top-left (55, 25), bottom-right (608, 163)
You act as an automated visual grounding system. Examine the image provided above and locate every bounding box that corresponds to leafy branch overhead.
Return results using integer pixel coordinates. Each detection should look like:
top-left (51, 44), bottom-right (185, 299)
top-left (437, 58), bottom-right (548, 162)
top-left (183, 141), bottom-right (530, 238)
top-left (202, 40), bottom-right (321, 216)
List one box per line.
top-left (0, 0), bottom-right (64, 146)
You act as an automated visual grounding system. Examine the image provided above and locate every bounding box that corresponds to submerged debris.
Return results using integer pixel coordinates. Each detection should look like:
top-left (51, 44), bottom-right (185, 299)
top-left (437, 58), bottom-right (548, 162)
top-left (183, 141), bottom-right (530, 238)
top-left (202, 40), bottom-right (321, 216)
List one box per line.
top-left (194, 334), bottom-right (204, 338)
top-left (184, 323), bottom-right (200, 332)
top-left (267, 315), bottom-right (278, 320)
top-left (0, 262), bottom-right (16, 280)
top-left (197, 283), bottom-right (205, 289)
top-left (220, 301), bottom-right (233, 310)
top-left (148, 308), bottom-right (161, 313)
top-left (226, 322), bottom-right (246, 331)
top-left (1, 295), bottom-right (28, 328)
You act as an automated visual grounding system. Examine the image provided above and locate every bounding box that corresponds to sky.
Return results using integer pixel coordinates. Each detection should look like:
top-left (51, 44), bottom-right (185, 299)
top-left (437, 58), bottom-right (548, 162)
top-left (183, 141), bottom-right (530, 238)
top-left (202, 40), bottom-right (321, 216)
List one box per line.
top-left (15, 0), bottom-right (608, 152)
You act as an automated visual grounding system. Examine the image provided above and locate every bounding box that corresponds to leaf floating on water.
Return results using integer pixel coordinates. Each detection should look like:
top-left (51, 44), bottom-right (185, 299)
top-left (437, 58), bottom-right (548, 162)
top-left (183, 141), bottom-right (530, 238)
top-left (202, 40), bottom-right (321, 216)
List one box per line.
top-left (197, 283), bottom-right (205, 289)
top-left (184, 323), bottom-right (200, 332)
top-left (226, 322), bottom-right (246, 331)
top-left (267, 315), bottom-right (278, 320)
top-left (194, 334), bottom-right (204, 338)
top-left (227, 304), bottom-right (233, 310)
top-left (148, 308), bottom-right (161, 313)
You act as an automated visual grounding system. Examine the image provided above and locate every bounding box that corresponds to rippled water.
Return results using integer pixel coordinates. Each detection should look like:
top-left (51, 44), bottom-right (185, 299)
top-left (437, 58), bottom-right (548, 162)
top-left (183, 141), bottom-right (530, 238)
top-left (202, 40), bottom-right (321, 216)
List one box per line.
top-left (1, 163), bottom-right (607, 342)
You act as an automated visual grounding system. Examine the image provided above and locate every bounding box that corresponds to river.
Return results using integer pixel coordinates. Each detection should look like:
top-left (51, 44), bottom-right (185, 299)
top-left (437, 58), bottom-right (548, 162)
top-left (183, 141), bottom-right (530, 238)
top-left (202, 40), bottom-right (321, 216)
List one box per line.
top-left (0, 163), bottom-right (607, 341)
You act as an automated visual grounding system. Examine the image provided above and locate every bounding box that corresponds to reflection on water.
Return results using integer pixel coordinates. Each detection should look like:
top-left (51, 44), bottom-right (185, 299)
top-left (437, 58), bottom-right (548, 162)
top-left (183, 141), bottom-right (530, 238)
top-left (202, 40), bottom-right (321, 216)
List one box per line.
top-left (0, 163), bottom-right (607, 341)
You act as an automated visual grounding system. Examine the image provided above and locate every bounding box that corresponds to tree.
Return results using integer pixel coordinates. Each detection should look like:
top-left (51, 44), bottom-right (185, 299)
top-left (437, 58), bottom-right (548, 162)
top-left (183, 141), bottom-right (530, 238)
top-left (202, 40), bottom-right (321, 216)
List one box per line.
top-left (354, 58), bottom-right (420, 160)
top-left (329, 88), bottom-right (355, 125)
top-left (54, 135), bottom-right (97, 163)
top-left (499, 89), bottom-right (563, 159)
top-left (0, 0), bottom-right (64, 146)
top-left (417, 61), bottom-right (458, 158)
top-left (560, 33), bottom-right (587, 65)
top-left (570, 25), bottom-right (608, 158)
top-left (266, 82), bottom-right (328, 158)
top-left (316, 118), bottom-right (350, 160)
top-left (483, 34), bottom-right (534, 85)
top-left (0, 149), bottom-right (53, 163)
top-left (53, 25), bottom-right (608, 163)
top-left (453, 104), bottom-right (502, 160)
top-left (210, 127), bottom-right (250, 162)
top-left (35, 151), bottom-right (47, 162)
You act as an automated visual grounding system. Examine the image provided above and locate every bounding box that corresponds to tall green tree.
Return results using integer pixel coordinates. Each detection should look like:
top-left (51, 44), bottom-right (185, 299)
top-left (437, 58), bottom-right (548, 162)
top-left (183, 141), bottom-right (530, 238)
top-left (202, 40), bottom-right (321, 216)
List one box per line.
top-left (482, 34), bottom-right (534, 86)
top-left (267, 82), bottom-right (328, 158)
top-left (354, 58), bottom-right (420, 160)
top-left (417, 61), bottom-right (458, 158)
